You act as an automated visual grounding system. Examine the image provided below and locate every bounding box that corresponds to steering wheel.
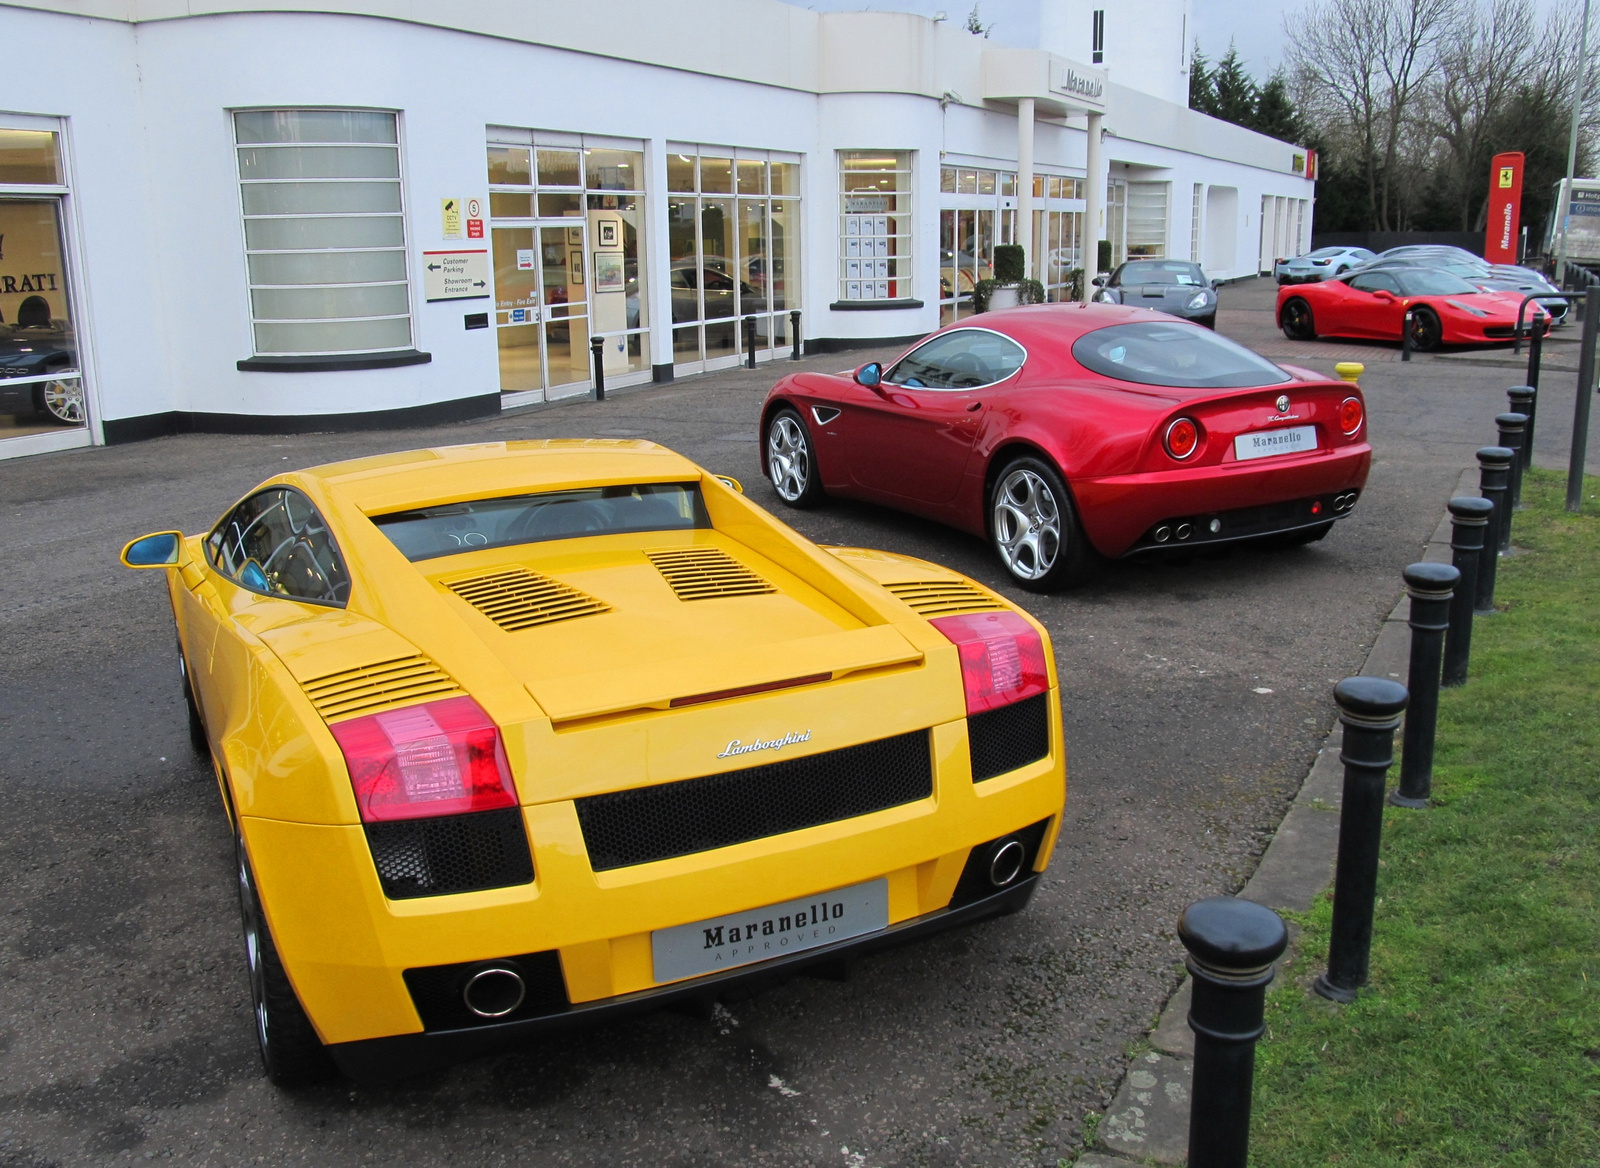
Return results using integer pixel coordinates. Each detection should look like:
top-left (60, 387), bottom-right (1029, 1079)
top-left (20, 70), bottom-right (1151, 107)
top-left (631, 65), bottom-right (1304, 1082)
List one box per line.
top-left (505, 500), bottom-right (611, 541)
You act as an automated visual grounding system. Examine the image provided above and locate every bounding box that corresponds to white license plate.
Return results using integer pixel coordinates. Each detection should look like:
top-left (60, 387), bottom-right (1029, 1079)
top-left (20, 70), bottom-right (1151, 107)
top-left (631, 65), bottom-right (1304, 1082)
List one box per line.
top-left (1235, 424), bottom-right (1318, 461)
top-left (651, 878), bottom-right (889, 984)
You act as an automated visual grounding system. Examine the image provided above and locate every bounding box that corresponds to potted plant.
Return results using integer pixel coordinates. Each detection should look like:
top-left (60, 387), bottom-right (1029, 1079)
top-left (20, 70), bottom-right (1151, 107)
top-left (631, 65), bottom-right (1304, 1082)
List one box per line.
top-left (972, 244), bottom-right (1047, 313)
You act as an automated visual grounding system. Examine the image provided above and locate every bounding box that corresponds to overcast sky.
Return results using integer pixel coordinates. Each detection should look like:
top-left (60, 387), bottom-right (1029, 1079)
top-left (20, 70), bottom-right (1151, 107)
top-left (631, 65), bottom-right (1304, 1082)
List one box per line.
top-left (1192, 0), bottom-right (1574, 78)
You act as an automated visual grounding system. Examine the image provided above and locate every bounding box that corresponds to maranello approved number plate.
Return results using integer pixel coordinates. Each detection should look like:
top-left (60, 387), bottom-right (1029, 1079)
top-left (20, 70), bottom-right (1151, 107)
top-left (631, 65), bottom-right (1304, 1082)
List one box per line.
top-left (1235, 424), bottom-right (1318, 461)
top-left (652, 878), bottom-right (888, 984)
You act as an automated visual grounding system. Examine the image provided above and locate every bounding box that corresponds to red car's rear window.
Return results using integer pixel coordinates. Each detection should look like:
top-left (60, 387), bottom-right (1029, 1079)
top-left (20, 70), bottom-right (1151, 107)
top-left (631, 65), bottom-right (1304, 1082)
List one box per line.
top-left (1072, 322), bottom-right (1289, 389)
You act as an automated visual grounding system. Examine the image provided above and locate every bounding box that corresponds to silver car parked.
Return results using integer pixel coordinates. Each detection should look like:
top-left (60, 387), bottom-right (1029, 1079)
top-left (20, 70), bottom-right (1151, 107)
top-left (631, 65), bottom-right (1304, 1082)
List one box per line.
top-left (1092, 259), bottom-right (1217, 328)
top-left (1275, 246), bottom-right (1374, 284)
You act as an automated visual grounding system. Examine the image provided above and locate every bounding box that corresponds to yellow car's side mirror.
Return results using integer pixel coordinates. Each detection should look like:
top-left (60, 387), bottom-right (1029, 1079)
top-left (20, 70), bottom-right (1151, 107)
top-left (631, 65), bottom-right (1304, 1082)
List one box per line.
top-left (715, 475), bottom-right (745, 495)
top-left (121, 531), bottom-right (184, 569)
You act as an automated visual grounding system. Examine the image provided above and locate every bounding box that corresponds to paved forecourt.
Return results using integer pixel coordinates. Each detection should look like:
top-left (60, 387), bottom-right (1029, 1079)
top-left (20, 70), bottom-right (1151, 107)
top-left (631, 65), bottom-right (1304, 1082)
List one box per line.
top-left (1, 279), bottom-right (1593, 1167)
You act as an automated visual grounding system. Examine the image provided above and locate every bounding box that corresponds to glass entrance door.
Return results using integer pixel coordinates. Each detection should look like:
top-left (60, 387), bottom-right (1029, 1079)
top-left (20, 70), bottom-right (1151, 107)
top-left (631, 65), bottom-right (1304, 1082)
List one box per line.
top-left (492, 221), bottom-right (590, 403)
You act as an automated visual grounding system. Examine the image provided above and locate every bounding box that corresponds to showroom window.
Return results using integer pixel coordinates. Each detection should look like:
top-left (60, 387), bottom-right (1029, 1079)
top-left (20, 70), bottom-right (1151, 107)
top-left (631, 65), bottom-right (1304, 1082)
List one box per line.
top-left (1126, 181), bottom-right (1170, 259)
top-left (838, 151), bottom-right (912, 304)
top-left (1031, 174), bottom-right (1087, 303)
top-left (234, 110), bottom-right (414, 358)
top-left (488, 131), bottom-right (653, 400)
top-left (938, 165), bottom-right (1015, 325)
top-left (667, 144), bottom-right (801, 373)
top-left (1, 124), bottom-right (88, 446)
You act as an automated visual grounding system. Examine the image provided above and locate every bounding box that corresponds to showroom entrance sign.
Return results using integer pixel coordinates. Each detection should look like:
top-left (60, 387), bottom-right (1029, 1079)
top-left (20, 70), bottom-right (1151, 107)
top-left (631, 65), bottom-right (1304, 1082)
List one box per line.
top-left (423, 250), bottom-right (489, 302)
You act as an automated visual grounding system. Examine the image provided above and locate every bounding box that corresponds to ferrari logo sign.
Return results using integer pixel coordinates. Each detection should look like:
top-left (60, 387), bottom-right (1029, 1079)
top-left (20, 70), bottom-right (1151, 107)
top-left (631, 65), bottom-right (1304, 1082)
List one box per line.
top-left (1498, 167), bottom-right (1515, 189)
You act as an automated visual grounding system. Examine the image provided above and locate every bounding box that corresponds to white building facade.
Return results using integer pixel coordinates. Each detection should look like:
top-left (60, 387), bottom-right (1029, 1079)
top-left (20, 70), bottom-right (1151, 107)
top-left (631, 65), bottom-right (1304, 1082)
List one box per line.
top-left (0, 0), bottom-right (1314, 457)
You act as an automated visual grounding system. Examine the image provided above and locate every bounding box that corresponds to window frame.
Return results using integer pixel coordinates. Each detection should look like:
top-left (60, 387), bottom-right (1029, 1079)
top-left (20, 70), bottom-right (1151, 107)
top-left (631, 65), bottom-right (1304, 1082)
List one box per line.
top-left (206, 486), bottom-right (351, 609)
top-left (883, 326), bottom-right (1029, 392)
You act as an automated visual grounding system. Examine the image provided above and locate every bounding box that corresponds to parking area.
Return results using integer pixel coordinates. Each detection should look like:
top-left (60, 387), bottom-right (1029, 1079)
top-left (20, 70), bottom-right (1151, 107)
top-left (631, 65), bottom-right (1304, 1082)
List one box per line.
top-left (2, 278), bottom-right (1597, 1167)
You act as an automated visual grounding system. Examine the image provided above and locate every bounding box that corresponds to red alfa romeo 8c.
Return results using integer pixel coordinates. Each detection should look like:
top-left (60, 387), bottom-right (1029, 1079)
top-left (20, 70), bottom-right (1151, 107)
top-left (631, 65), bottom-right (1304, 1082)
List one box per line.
top-left (759, 303), bottom-right (1372, 591)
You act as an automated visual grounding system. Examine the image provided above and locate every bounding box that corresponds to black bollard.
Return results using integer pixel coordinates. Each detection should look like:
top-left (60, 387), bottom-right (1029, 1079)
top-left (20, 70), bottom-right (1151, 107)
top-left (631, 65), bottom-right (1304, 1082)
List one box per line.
top-left (1474, 446), bottom-right (1513, 613)
top-left (744, 316), bottom-right (757, 369)
top-left (1390, 562), bottom-right (1460, 808)
top-left (790, 309), bottom-right (802, 361)
top-left (590, 334), bottom-right (606, 401)
top-left (1178, 897), bottom-right (1288, 1168)
top-left (1526, 311), bottom-right (1544, 392)
top-left (1441, 497), bottom-right (1494, 687)
top-left (1496, 412), bottom-right (1528, 516)
top-left (1401, 309), bottom-right (1413, 361)
top-left (1508, 386), bottom-right (1536, 472)
top-left (1314, 677), bottom-right (1409, 1004)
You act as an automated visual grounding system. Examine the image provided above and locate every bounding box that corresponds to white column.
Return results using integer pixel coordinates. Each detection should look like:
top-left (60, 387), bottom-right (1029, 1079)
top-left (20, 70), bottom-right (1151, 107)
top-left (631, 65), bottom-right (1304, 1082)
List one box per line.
top-left (645, 137), bottom-right (673, 378)
top-left (1081, 111), bottom-right (1104, 303)
top-left (1017, 97), bottom-right (1035, 279)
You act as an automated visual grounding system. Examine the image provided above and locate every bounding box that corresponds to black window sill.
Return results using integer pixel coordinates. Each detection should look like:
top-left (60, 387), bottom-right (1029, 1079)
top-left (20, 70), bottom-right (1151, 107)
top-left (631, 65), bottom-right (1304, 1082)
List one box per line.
top-left (828, 299), bottom-right (925, 312)
top-left (237, 350), bottom-right (432, 373)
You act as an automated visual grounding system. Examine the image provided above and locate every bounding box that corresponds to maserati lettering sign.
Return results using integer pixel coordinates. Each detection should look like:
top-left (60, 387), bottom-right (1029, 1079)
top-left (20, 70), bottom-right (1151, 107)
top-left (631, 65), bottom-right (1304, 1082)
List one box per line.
top-left (718, 729), bottom-right (812, 759)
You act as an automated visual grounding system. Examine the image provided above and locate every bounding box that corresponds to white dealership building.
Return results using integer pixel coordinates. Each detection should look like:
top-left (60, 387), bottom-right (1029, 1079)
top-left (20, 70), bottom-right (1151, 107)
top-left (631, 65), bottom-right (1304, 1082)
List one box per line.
top-left (0, 0), bottom-right (1314, 457)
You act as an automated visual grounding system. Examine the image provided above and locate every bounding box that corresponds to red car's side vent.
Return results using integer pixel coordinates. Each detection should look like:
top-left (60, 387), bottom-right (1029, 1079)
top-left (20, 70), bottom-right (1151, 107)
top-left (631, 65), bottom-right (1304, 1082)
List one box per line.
top-left (646, 547), bottom-right (776, 601)
top-left (443, 566), bottom-right (611, 632)
top-left (301, 655), bottom-right (463, 722)
top-left (883, 579), bottom-right (1003, 617)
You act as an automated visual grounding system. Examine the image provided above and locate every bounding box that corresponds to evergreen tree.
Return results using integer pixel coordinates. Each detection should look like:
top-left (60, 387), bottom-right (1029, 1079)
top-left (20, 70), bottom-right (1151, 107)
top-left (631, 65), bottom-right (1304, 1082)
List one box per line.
top-left (1211, 44), bottom-right (1259, 126)
top-left (1251, 72), bottom-right (1304, 142)
top-left (1189, 45), bottom-right (1218, 116)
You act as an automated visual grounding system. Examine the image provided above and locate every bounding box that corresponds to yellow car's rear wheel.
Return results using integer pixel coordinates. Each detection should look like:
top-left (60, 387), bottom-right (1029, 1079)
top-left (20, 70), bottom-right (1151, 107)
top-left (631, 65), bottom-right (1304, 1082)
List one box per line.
top-left (178, 645), bottom-right (207, 756)
top-left (236, 834), bottom-right (331, 1087)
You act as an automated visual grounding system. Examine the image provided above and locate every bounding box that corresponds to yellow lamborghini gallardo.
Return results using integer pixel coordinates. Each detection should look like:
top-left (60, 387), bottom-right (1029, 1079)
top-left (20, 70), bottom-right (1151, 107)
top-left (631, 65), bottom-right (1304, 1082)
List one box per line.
top-left (121, 440), bottom-right (1065, 1085)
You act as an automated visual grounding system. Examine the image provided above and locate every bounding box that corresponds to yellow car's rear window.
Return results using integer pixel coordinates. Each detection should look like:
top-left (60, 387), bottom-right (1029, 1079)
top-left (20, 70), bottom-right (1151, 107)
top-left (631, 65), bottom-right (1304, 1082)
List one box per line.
top-left (372, 481), bottom-right (710, 561)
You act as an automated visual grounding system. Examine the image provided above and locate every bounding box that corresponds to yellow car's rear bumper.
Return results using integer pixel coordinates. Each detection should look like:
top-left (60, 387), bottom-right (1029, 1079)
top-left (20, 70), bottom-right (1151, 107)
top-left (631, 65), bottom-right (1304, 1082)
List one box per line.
top-left (242, 708), bottom-right (1064, 1080)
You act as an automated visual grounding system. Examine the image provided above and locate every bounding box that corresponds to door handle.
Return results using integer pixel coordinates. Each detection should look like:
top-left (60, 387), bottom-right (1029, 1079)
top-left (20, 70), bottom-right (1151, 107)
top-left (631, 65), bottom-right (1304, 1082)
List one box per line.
top-left (966, 401), bottom-right (983, 412)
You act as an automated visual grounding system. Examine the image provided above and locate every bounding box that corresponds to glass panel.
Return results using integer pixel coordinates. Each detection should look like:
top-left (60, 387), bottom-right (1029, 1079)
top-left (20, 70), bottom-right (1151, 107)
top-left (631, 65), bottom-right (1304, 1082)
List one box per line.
top-left (243, 215), bottom-right (404, 250)
top-left (1000, 173), bottom-right (1016, 197)
top-left (668, 153), bottom-right (697, 193)
top-left (704, 319), bottom-right (737, 362)
top-left (250, 283), bottom-right (408, 320)
top-left (491, 227), bottom-right (539, 316)
top-left (241, 181), bottom-right (401, 215)
top-left (957, 209), bottom-right (976, 299)
top-left (248, 249), bottom-right (406, 285)
top-left (537, 192), bottom-right (583, 217)
top-left (738, 200), bottom-right (768, 315)
top-left (541, 225), bottom-right (584, 321)
top-left (668, 197), bottom-right (699, 324)
top-left (497, 323), bottom-right (542, 393)
top-left (772, 312), bottom-right (790, 351)
top-left (978, 171), bottom-right (996, 195)
top-left (673, 324), bottom-right (700, 364)
top-left (699, 199), bottom-right (735, 319)
top-left (234, 110), bottom-right (395, 144)
top-left (236, 145), bottom-right (398, 180)
top-left (584, 148), bottom-right (643, 191)
top-left (939, 208), bottom-right (957, 311)
top-left (699, 157), bottom-right (733, 194)
top-left (589, 194), bottom-right (647, 333)
top-left (958, 169), bottom-right (977, 195)
top-left (770, 198), bottom-right (798, 312)
top-left (0, 130), bottom-right (60, 185)
top-left (940, 166), bottom-right (956, 194)
top-left (976, 209), bottom-right (994, 285)
top-left (770, 162), bottom-right (799, 196)
top-left (544, 315), bottom-right (589, 389)
top-left (490, 191), bottom-right (533, 218)
top-left (737, 160), bottom-right (766, 195)
top-left (253, 316), bottom-right (411, 354)
top-left (487, 145), bottom-right (532, 186)
top-left (536, 148), bottom-right (581, 188)
top-left (0, 198), bottom-right (83, 436)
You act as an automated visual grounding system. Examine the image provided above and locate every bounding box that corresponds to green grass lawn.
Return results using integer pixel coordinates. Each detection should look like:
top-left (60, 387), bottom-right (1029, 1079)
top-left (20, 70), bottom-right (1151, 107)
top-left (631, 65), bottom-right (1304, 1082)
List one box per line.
top-left (1250, 470), bottom-right (1600, 1167)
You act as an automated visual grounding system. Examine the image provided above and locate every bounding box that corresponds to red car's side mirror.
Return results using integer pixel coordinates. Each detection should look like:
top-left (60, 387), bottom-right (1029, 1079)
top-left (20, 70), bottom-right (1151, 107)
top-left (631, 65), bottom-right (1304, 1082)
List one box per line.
top-left (1371, 289), bottom-right (1396, 301)
top-left (854, 362), bottom-right (884, 389)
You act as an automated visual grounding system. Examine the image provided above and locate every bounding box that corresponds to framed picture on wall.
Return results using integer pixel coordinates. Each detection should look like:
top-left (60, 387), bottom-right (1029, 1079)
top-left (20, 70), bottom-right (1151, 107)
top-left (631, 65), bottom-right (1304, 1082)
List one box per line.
top-left (569, 251), bottom-right (584, 285)
top-left (598, 219), bottom-right (620, 248)
top-left (594, 251), bottom-right (625, 291)
top-left (566, 226), bottom-right (583, 246)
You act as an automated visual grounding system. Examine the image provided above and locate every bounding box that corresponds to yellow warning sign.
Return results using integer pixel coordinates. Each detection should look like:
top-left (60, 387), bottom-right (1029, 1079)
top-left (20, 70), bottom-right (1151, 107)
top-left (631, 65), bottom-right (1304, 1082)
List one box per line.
top-left (441, 197), bottom-right (463, 239)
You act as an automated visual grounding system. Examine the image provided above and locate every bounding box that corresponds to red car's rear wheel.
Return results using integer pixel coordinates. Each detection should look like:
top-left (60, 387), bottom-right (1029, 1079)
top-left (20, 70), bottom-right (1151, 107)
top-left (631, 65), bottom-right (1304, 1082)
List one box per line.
top-left (989, 457), bottom-right (1093, 591)
top-left (1281, 297), bottom-right (1316, 340)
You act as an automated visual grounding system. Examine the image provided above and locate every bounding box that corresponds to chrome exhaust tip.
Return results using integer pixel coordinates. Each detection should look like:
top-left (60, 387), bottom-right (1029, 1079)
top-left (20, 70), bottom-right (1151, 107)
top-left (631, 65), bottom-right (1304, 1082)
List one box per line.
top-left (1153, 525), bottom-right (1172, 543)
top-left (1175, 522), bottom-right (1193, 541)
top-left (463, 966), bottom-right (526, 1018)
top-left (988, 839), bottom-right (1026, 887)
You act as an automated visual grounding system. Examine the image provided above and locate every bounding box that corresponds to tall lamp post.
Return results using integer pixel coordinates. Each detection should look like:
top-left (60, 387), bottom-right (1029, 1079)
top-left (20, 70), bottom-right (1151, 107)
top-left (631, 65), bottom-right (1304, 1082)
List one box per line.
top-left (1554, 0), bottom-right (1593, 288)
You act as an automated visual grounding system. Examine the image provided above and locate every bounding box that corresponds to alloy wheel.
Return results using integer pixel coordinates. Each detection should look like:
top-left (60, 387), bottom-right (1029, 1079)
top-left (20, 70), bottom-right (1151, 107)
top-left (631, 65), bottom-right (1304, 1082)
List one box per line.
top-left (40, 379), bottom-right (85, 424)
top-left (237, 847), bottom-right (271, 1063)
top-left (767, 415), bottom-right (810, 502)
top-left (992, 468), bottom-right (1062, 581)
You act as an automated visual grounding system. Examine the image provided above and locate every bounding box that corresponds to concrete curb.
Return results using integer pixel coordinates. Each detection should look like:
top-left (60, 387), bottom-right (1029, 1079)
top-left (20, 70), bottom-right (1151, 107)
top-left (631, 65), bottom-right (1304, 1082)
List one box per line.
top-left (1076, 466), bottom-right (1479, 1166)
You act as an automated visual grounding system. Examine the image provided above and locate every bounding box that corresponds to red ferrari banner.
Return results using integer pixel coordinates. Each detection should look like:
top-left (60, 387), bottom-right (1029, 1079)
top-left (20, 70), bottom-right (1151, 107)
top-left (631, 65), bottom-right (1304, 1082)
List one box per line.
top-left (1485, 151), bottom-right (1524, 265)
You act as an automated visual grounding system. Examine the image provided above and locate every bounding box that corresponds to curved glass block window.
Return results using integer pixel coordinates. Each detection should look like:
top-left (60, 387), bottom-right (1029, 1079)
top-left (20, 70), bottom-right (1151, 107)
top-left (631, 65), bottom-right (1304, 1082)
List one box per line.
top-left (235, 110), bottom-right (412, 356)
top-left (839, 151), bottom-right (912, 303)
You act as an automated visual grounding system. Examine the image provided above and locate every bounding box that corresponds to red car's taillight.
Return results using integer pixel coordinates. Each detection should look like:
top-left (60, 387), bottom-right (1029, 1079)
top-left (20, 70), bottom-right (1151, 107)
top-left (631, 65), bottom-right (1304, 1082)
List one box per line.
top-left (1339, 396), bottom-right (1364, 436)
top-left (329, 695), bottom-right (517, 823)
top-left (1164, 417), bottom-right (1201, 460)
top-left (930, 610), bottom-right (1050, 715)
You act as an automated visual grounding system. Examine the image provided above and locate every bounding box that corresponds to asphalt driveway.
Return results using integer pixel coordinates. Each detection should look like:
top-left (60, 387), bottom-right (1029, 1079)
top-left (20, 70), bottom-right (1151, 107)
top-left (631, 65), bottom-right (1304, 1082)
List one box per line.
top-left (2, 278), bottom-right (1595, 1166)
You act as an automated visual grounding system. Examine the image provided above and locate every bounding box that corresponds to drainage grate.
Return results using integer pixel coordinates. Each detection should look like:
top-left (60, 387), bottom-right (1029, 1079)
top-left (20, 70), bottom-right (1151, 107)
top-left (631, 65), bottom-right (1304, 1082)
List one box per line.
top-left (646, 547), bottom-right (775, 601)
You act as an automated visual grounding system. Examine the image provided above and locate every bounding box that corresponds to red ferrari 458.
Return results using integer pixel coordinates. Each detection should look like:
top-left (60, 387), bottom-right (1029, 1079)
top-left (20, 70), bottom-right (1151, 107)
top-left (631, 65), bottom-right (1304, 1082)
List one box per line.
top-left (1277, 267), bottom-right (1544, 350)
top-left (759, 303), bottom-right (1372, 591)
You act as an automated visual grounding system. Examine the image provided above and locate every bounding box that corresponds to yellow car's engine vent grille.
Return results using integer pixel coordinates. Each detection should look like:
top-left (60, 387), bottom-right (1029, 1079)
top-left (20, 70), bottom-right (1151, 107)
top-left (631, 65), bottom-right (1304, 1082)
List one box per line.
top-left (302, 655), bottom-right (463, 721)
top-left (646, 548), bottom-right (776, 601)
top-left (444, 567), bottom-right (611, 631)
top-left (882, 579), bottom-right (1003, 617)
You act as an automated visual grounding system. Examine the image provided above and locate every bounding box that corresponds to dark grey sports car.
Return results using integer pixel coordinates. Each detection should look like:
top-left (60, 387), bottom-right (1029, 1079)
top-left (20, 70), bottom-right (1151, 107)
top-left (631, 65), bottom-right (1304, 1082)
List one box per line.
top-left (1092, 260), bottom-right (1218, 329)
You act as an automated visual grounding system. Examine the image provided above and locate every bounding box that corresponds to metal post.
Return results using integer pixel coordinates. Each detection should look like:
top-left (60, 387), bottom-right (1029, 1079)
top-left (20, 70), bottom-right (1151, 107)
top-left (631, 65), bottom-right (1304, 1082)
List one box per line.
top-left (1390, 563), bottom-right (1460, 808)
top-left (1474, 447), bottom-right (1513, 612)
top-left (1401, 308), bottom-right (1413, 361)
top-left (790, 309), bottom-right (802, 361)
top-left (1179, 897), bottom-right (1288, 1168)
top-left (1508, 386), bottom-right (1537, 471)
top-left (1526, 314), bottom-right (1544, 390)
top-left (1568, 286), bottom-right (1599, 512)
top-left (1497, 412), bottom-right (1528, 516)
top-left (1553, 0), bottom-right (1593, 288)
top-left (1441, 497), bottom-right (1494, 687)
top-left (590, 334), bottom-right (606, 401)
top-left (1314, 677), bottom-right (1408, 1003)
top-left (744, 316), bottom-right (757, 369)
